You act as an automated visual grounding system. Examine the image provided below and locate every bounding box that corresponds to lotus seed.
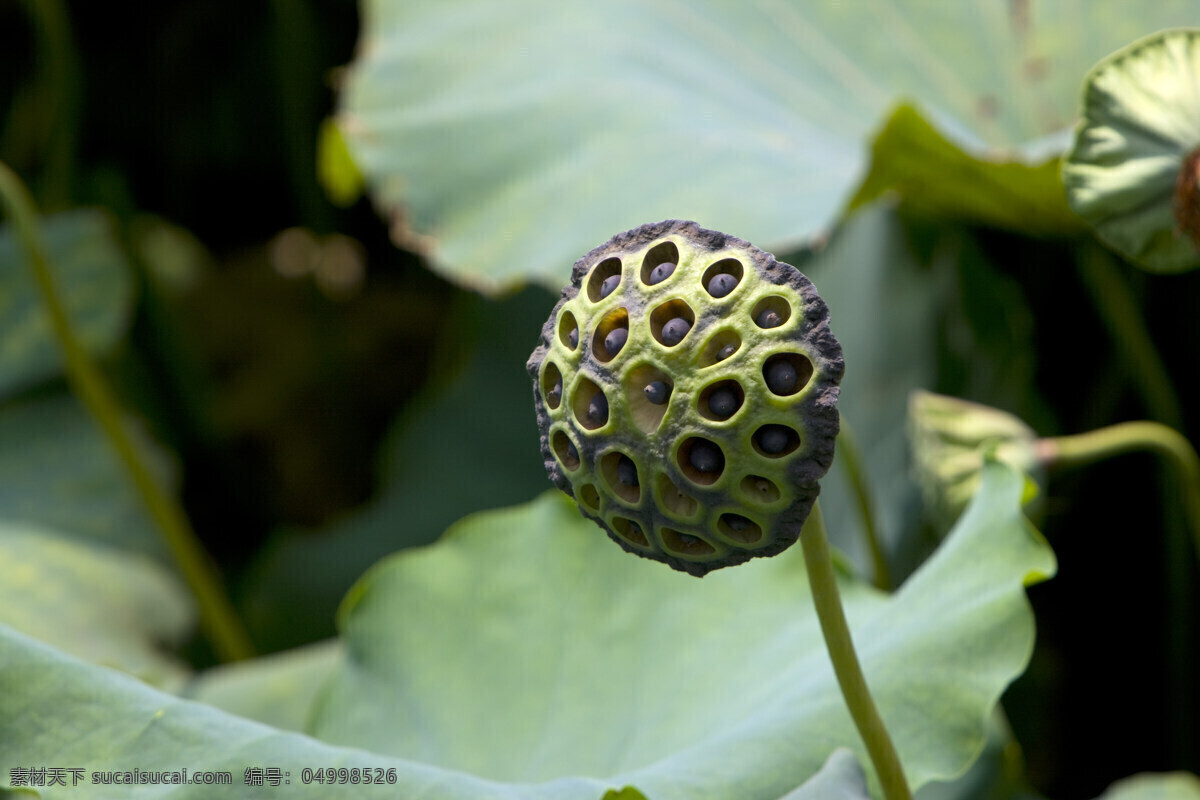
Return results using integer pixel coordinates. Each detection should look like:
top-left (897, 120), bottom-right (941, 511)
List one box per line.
top-left (661, 317), bottom-right (691, 346)
top-left (587, 392), bottom-right (609, 425)
top-left (724, 514), bottom-right (749, 531)
top-left (600, 274), bottom-right (620, 299)
top-left (707, 386), bottom-right (739, 418)
top-left (758, 425), bottom-right (791, 454)
top-left (677, 532), bottom-right (701, 546)
top-left (604, 326), bottom-right (628, 357)
top-left (689, 440), bottom-right (723, 473)
top-left (648, 262), bottom-right (677, 284)
top-left (756, 309), bottom-right (782, 329)
top-left (568, 327), bottom-right (579, 348)
top-left (566, 439), bottom-right (578, 462)
top-left (616, 455), bottom-right (638, 486)
top-left (765, 359), bottom-right (798, 394)
top-left (547, 380), bottom-right (562, 405)
top-left (644, 381), bottom-right (670, 404)
top-left (717, 343), bottom-right (737, 362)
top-left (707, 273), bottom-right (737, 298)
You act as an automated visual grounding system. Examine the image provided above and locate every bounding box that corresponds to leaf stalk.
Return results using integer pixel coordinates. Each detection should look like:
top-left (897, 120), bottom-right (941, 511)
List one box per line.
top-left (800, 501), bottom-right (911, 800)
top-left (0, 161), bottom-right (254, 662)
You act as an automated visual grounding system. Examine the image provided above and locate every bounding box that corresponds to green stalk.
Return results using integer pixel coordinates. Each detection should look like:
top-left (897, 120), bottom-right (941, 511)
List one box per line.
top-left (1075, 243), bottom-right (1183, 430)
top-left (800, 501), bottom-right (912, 800)
top-left (1040, 421), bottom-right (1200, 763)
top-left (1040, 421), bottom-right (1200, 564)
top-left (0, 162), bottom-right (254, 662)
top-left (836, 420), bottom-right (891, 590)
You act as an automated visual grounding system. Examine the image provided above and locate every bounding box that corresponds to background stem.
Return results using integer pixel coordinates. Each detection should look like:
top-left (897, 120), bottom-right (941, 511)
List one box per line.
top-left (0, 161), bottom-right (254, 663)
top-left (1041, 421), bottom-right (1200, 565)
top-left (1041, 421), bottom-right (1200, 765)
top-left (800, 501), bottom-right (912, 800)
top-left (837, 420), bottom-right (891, 590)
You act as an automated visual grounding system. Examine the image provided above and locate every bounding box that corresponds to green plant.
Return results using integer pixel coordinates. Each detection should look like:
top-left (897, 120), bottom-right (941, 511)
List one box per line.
top-left (2, 5), bottom-right (1200, 800)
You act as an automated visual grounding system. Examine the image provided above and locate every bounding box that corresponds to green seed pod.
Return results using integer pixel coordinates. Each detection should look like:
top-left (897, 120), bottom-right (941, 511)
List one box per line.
top-left (527, 220), bottom-right (843, 576)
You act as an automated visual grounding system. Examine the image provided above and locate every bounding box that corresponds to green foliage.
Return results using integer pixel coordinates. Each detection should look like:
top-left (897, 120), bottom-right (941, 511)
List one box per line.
top-left (0, 210), bottom-right (132, 398)
top-left (2, 3), bottom-right (1199, 798)
top-left (0, 520), bottom-right (191, 687)
top-left (1063, 29), bottom-right (1200, 272)
top-left (338, 0), bottom-right (1197, 293)
top-left (849, 103), bottom-right (1079, 235)
top-left (0, 392), bottom-right (168, 558)
top-left (1, 461), bottom-right (1051, 798)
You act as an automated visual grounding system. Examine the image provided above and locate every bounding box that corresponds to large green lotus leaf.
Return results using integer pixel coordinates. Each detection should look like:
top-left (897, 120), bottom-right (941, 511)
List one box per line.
top-left (0, 209), bottom-right (134, 398)
top-left (241, 287), bottom-right (557, 650)
top-left (1093, 773), bottom-right (1200, 800)
top-left (778, 750), bottom-right (868, 800)
top-left (0, 521), bottom-right (192, 687)
top-left (339, 0), bottom-right (1197, 292)
top-left (311, 460), bottom-right (1055, 798)
top-left (0, 623), bottom-right (618, 800)
top-left (1063, 29), bottom-right (1200, 272)
top-left (181, 639), bottom-right (343, 734)
top-left (850, 103), bottom-right (1079, 236)
top-left (0, 391), bottom-right (169, 559)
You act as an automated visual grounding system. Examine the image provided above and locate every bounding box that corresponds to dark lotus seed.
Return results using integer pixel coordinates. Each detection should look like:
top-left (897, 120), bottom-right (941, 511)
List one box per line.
top-left (568, 327), bottom-right (579, 348)
top-left (648, 262), bottom-right (676, 284)
top-left (616, 455), bottom-right (638, 486)
top-left (765, 359), bottom-right (798, 394)
top-left (717, 343), bottom-right (737, 362)
top-left (707, 386), bottom-right (739, 418)
top-left (707, 273), bottom-right (737, 298)
top-left (660, 317), bottom-right (691, 346)
top-left (547, 381), bottom-right (562, 405)
top-left (566, 439), bottom-right (578, 462)
top-left (644, 381), bottom-right (670, 404)
top-left (600, 274), bottom-right (620, 299)
top-left (587, 392), bottom-right (609, 425)
top-left (677, 532), bottom-right (701, 545)
top-left (604, 326), bottom-right (628, 357)
top-left (689, 440), bottom-right (723, 473)
top-left (724, 514), bottom-right (749, 531)
top-left (758, 425), bottom-right (791, 454)
top-left (756, 309), bottom-right (782, 329)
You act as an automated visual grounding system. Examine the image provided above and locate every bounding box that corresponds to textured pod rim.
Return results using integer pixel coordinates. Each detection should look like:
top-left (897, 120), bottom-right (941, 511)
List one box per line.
top-left (527, 220), bottom-right (843, 576)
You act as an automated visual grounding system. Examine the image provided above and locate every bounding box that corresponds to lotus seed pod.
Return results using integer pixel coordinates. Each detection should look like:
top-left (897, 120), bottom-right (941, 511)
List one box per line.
top-left (527, 220), bottom-right (843, 576)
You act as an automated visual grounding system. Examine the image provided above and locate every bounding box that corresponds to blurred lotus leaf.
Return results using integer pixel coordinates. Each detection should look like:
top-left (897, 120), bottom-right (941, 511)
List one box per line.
top-left (908, 390), bottom-right (1043, 532)
top-left (1063, 28), bottom-right (1200, 272)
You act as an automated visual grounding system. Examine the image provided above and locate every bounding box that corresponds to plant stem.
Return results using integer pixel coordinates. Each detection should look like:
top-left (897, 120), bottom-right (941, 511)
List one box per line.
top-left (0, 161), bottom-right (255, 662)
top-left (800, 501), bottom-right (911, 800)
top-left (1040, 421), bottom-right (1200, 566)
top-left (1041, 421), bottom-right (1200, 764)
top-left (836, 420), bottom-right (891, 590)
top-left (1075, 243), bottom-right (1183, 430)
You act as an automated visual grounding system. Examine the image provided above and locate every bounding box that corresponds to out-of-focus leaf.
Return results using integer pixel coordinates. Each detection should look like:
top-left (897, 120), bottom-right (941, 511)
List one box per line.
top-left (907, 390), bottom-right (1043, 534)
top-left (0, 521), bottom-right (192, 687)
top-left (0, 391), bottom-right (169, 559)
top-left (317, 117), bottom-right (365, 208)
top-left (850, 103), bottom-right (1078, 235)
top-left (340, 0), bottom-right (1197, 292)
top-left (0, 625), bottom-right (622, 799)
top-left (1063, 29), bottom-right (1200, 272)
top-left (0, 209), bottom-right (134, 398)
top-left (776, 749), bottom-right (868, 800)
top-left (311, 460), bottom-right (1054, 798)
top-left (241, 286), bottom-right (556, 650)
top-left (182, 639), bottom-right (343, 734)
top-left (1092, 773), bottom-right (1200, 800)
